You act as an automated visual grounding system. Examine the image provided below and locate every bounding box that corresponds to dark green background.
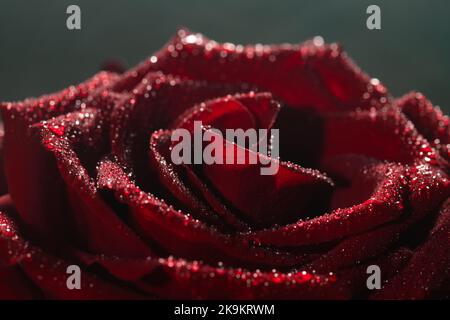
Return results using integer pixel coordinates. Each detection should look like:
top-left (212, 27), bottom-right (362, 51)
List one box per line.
top-left (1, 0), bottom-right (449, 112)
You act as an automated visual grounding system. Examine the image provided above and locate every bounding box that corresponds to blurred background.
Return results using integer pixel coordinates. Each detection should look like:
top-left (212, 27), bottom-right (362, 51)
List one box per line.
top-left (1, 0), bottom-right (449, 112)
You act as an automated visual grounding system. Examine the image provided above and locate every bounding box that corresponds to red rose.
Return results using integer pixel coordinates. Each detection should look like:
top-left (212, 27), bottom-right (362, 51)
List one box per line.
top-left (0, 29), bottom-right (449, 300)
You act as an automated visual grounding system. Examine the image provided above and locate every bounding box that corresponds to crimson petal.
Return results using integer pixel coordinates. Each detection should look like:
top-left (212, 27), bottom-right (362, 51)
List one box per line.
top-left (245, 159), bottom-right (406, 246)
top-left (0, 72), bottom-right (118, 241)
top-left (76, 253), bottom-right (346, 299)
top-left (0, 131), bottom-right (7, 195)
top-left (0, 210), bottom-right (146, 299)
top-left (321, 109), bottom-right (441, 165)
top-left (146, 29), bottom-right (390, 111)
top-left (170, 92), bottom-right (279, 132)
top-left (110, 72), bottom-right (256, 161)
top-left (397, 91), bottom-right (450, 163)
top-left (372, 200), bottom-right (450, 299)
top-left (97, 159), bottom-right (318, 268)
top-left (149, 130), bottom-right (247, 231)
top-left (32, 108), bottom-right (152, 258)
top-left (200, 129), bottom-right (334, 227)
top-left (307, 163), bottom-right (450, 273)
top-left (109, 73), bottom-right (257, 196)
top-left (0, 265), bottom-right (41, 299)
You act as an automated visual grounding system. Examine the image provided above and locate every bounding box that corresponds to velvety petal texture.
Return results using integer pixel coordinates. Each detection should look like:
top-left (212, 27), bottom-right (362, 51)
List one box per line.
top-left (0, 29), bottom-right (448, 300)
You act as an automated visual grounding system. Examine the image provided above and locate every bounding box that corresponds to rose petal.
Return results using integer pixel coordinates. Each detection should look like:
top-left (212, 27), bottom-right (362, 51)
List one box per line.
top-left (97, 159), bottom-right (318, 268)
top-left (0, 72), bottom-right (118, 241)
top-left (145, 29), bottom-right (389, 111)
top-left (199, 129), bottom-right (334, 227)
top-left (110, 72), bottom-right (256, 157)
top-left (307, 163), bottom-right (450, 272)
top-left (0, 130), bottom-right (7, 196)
top-left (0, 210), bottom-right (146, 299)
top-left (324, 154), bottom-right (400, 210)
top-left (407, 163), bottom-right (450, 215)
top-left (245, 159), bottom-right (406, 246)
top-left (170, 96), bottom-right (255, 132)
top-left (110, 72), bottom-right (256, 193)
top-left (0, 201), bottom-right (41, 299)
top-left (170, 92), bottom-right (279, 132)
top-left (149, 130), bottom-right (247, 231)
top-left (306, 224), bottom-right (409, 273)
top-left (372, 200), bottom-right (450, 299)
top-left (334, 248), bottom-right (412, 298)
top-left (183, 164), bottom-right (250, 231)
top-left (397, 91), bottom-right (450, 163)
top-left (160, 92), bottom-right (281, 229)
top-left (77, 253), bottom-right (346, 299)
top-left (321, 109), bottom-right (440, 165)
top-left (0, 265), bottom-right (41, 299)
top-left (32, 108), bottom-right (152, 258)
